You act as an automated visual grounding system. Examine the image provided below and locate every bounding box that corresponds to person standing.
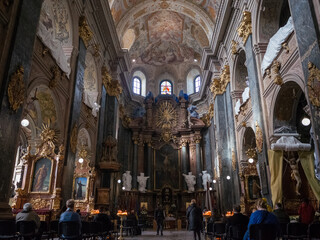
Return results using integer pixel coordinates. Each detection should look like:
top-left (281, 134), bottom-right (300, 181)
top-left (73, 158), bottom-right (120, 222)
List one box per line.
top-left (154, 203), bottom-right (165, 236)
top-left (187, 199), bottom-right (202, 240)
top-left (298, 198), bottom-right (315, 225)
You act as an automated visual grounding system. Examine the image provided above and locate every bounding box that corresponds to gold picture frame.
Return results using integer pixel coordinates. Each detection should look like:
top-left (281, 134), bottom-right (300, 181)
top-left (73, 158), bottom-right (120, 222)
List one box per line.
top-left (29, 157), bottom-right (54, 194)
top-left (72, 176), bottom-right (89, 202)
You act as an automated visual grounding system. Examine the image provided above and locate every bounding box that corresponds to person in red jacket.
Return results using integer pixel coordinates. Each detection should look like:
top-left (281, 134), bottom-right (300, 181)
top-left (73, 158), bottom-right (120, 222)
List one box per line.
top-left (298, 198), bottom-right (315, 224)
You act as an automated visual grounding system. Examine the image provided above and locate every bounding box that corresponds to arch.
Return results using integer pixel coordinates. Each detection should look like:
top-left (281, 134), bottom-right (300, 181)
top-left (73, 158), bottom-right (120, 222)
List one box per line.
top-left (194, 75), bottom-right (201, 93)
top-left (271, 79), bottom-right (310, 142)
top-left (269, 73), bottom-right (306, 134)
top-left (186, 68), bottom-right (201, 94)
top-left (160, 80), bottom-right (173, 95)
top-left (242, 127), bottom-right (256, 163)
top-left (253, 0), bottom-right (290, 45)
top-left (116, 0), bottom-right (215, 42)
top-left (132, 70), bottom-right (147, 96)
top-left (38, 0), bottom-right (74, 76)
top-left (156, 72), bottom-right (175, 95)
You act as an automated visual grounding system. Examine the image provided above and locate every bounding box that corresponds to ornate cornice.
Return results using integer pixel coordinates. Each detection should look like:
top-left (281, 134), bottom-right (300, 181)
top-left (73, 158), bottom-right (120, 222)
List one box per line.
top-left (237, 11), bottom-right (252, 44)
top-left (7, 66), bottom-right (25, 112)
top-left (79, 16), bottom-right (93, 48)
top-left (101, 66), bottom-right (122, 99)
top-left (210, 65), bottom-right (230, 100)
top-left (307, 62), bottom-right (320, 107)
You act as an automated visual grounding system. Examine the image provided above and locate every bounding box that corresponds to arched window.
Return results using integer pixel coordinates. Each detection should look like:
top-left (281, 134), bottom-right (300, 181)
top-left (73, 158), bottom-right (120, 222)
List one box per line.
top-left (194, 75), bottom-right (201, 93)
top-left (133, 77), bottom-right (141, 95)
top-left (160, 80), bottom-right (172, 95)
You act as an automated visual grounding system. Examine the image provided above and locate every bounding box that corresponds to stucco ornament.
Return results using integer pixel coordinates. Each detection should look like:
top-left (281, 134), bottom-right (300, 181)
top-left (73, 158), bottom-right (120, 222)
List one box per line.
top-left (7, 66), bottom-right (25, 112)
top-left (307, 62), bottom-right (320, 107)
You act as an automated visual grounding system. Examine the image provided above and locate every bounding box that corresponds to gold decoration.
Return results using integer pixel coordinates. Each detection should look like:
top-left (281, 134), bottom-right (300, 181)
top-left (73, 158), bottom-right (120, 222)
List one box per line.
top-left (38, 90), bottom-right (57, 124)
top-left (101, 66), bottom-right (122, 99)
top-left (30, 198), bottom-right (50, 210)
top-left (79, 16), bottom-right (93, 48)
top-left (210, 65), bottom-right (230, 100)
top-left (119, 104), bottom-right (132, 128)
top-left (246, 148), bottom-right (257, 160)
top-left (49, 65), bottom-right (61, 89)
top-left (282, 42), bottom-right (290, 53)
top-left (156, 101), bottom-right (177, 129)
top-left (15, 188), bottom-right (28, 197)
top-left (265, 68), bottom-right (271, 78)
top-left (36, 122), bottom-right (59, 157)
top-left (201, 103), bottom-right (214, 127)
top-left (92, 44), bottom-right (100, 57)
top-left (70, 124), bottom-right (78, 153)
top-left (307, 62), bottom-right (320, 107)
top-left (232, 149), bottom-right (237, 171)
top-left (231, 40), bottom-right (238, 55)
top-left (272, 60), bottom-right (283, 85)
top-left (7, 66), bottom-right (25, 111)
top-left (237, 11), bottom-right (252, 44)
top-left (42, 47), bottom-right (49, 56)
top-left (255, 121), bottom-right (263, 153)
top-left (161, 129), bottom-right (173, 142)
top-left (101, 136), bottom-right (117, 162)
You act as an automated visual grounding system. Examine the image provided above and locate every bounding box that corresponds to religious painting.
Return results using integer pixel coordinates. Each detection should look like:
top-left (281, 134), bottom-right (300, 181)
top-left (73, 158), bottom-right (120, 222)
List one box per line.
top-left (73, 177), bottom-right (88, 200)
top-left (140, 202), bottom-right (148, 210)
top-left (247, 176), bottom-right (261, 200)
top-left (31, 157), bottom-right (52, 192)
top-left (154, 144), bottom-right (180, 190)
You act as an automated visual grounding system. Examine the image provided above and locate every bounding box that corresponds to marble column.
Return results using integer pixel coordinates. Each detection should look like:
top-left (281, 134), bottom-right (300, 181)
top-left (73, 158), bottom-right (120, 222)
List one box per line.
top-left (195, 135), bottom-right (202, 190)
top-left (146, 140), bottom-right (153, 191)
top-left (96, 86), bottom-right (107, 163)
top-left (137, 138), bottom-right (144, 174)
top-left (245, 35), bottom-right (270, 198)
top-left (289, 0), bottom-right (320, 172)
top-left (0, 0), bottom-right (42, 219)
top-left (63, 39), bottom-right (86, 201)
top-left (132, 135), bottom-right (139, 190)
top-left (181, 139), bottom-right (189, 191)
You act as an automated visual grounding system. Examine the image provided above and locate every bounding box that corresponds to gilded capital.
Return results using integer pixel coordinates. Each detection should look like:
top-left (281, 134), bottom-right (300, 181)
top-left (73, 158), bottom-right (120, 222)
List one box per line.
top-left (201, 103), bottom-right (214, 127)
top-left (237, 11), bottom-right (252, 44)
top-left (79, 16), bottom-right (93, 48)
top-left (101, 66), bottom-right (122, 99)
top-left (307, 62), bottom-right (320, 107)
top-left (231, 40), bottom-right (238, 55)
top-left (209, 65), bottom-right (230, 100)
top-left (8, 66), bottom-right (25, 112)
top-left (255, 121), bottom-right (263, 153)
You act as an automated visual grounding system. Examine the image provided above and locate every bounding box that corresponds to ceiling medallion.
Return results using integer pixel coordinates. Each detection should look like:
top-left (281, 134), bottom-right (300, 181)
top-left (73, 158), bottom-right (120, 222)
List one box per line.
top-left (7, 66), bottom-right (25, 112)
top-left (160, 0), bottom-right (169, 9)
top-left (307, 62), bottom-right (320, 107)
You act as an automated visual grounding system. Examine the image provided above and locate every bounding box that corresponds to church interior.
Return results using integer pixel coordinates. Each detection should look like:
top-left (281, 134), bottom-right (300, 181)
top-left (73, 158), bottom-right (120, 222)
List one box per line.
top-left (1, 0), bottom-right (320, 233)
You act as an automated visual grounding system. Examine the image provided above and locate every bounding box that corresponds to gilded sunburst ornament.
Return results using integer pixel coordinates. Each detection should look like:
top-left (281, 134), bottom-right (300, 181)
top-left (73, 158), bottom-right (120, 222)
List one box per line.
top-left (156, 101), bottom-right (177, 129)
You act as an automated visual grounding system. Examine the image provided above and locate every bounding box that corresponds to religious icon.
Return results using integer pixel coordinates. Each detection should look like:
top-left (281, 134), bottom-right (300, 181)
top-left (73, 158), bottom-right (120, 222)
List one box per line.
top-left (74, 177), bottom-right (87, 200)
top-left (31, 158), bottom-right (52, 192)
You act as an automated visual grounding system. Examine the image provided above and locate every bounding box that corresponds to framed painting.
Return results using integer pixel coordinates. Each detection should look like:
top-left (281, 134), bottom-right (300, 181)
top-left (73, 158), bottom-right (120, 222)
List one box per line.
top-left (154, 144), bottom-right (180, 190)
top-left (73, 177), bottom-right (88, 201)
top-left (140, 202), bottom-right (148, 210)
top-left (31, 157), bottom-right (53, 193)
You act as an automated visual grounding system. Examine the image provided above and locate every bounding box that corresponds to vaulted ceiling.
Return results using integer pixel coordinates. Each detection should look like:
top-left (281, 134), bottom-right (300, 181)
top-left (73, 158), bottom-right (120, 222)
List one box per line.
top-left (108, 0), bottom-right (221, 94)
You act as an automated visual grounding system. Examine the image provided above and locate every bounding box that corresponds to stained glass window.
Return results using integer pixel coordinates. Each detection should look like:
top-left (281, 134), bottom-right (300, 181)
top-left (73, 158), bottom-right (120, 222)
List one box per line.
top-left (194, 75), bottom-right (201, 93)
top-left (160, 80), bottom-right (172, 95)
top-left (133, 77), bottom-right (141, 95)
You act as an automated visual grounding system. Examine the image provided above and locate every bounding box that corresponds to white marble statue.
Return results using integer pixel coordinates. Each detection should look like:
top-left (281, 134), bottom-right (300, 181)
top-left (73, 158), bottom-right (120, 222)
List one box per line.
top-left (122, 170), bottom-right (132, 191)
top-left (137, 172), bottom-right (149, 193)
top-left (182, 172), bottom-right (196, 192)
top-left (201, 170), bottom-right (212, 189)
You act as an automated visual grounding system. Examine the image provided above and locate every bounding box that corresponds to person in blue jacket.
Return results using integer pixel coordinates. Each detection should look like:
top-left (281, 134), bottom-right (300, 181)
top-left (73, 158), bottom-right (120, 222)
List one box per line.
top-left (243, 198), bottom-right (280, 240)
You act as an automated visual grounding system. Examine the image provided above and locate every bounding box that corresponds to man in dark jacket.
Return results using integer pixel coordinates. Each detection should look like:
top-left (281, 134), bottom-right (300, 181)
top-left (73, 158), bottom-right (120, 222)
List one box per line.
top-left (225, 205), bottom-right (249, 237)
top-left (187, 199), bottom-right (202, 240)
top-left (154, 203), bottom-right (165, 236)
top-left (93, 207), bottom-right (112, 233)
top-left (272, 203), bottom-right (290, 223)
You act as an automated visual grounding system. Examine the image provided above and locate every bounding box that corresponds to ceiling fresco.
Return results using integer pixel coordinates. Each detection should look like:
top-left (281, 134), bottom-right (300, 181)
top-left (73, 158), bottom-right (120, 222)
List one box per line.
top-left (108, 0), bottom-right (221, 95)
